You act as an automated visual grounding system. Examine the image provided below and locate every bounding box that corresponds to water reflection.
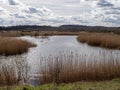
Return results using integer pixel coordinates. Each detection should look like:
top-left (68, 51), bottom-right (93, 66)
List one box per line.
top-left (19, 36), bottom-right (120, 74)
top-left (0, 36), bottom-right (120, 84)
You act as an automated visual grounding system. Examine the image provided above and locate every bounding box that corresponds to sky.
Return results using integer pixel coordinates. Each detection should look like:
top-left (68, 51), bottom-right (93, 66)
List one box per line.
top-left (20, 0), bottom-right (83, 16)
top-left (0, 0), bottom-right (120, 27)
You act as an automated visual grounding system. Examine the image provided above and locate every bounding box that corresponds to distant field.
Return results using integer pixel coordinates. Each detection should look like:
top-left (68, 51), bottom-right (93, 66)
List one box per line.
top-left (77, 32), bottom-right (120, 50)
top-left (0, 31), bottom-right (81, 37)
top-left (1, 79), bottom-right (120, 90)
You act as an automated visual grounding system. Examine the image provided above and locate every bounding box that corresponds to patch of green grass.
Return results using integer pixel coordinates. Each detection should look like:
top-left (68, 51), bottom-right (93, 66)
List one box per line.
top-left (1, 79), bottom-right (120, 90)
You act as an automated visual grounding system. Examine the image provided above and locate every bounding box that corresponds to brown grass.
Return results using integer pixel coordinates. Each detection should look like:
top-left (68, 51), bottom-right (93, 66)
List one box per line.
top-left (39, 52), bottom-right (120, 84)
top-left (77, 33), bottom-right (120, 49)
top-left (0, 65), bottom-right (17, 86)
top-left (0, 58), bottom-right (30, 86)
top-left (0, 31), bottom-right (82, 37)
top-left (0, 37), bottom-right (36, 56)
top-left (0, 51), bottom-right (120, 86)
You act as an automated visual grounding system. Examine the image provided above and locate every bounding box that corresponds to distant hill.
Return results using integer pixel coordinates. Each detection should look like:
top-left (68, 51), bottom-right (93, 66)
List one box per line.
top-left (0, 25), bottom-right (120, 34)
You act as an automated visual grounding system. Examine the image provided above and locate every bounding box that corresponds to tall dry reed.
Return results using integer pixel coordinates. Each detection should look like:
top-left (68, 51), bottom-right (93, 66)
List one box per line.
top-left (0, 57), bottom-right (30, 86)
top-left (77, 33), bottom-right (120, 49)
top-left (0, 37), bottom-right (36, 56)
top-left (39, 51), bottom-right (120, 84)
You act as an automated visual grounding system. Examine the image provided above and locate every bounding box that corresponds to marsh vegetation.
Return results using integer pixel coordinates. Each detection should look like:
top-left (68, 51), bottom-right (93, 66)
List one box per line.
top-left (39, 52), bottom-right (120, 84)
top-left (0, 51), bottom-right (120, 87)
top-left (77, 33), bottom-right (120, 50)
top-left (0, 37), bottom-right (36, 56)
top-left (0, 34), bottom-right (120, 89)
top-left (0, 56), bottom-right (30, 86)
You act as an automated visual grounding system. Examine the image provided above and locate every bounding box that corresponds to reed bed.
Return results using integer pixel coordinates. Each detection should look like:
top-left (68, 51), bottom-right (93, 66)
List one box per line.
top-left (0, 64), bottom-right (18, 86)
top-left (0, 57), bottom-right (30, 86)
top-left (77, 33), bottom-right (120, 49)
top-left (0, 31), bottom-right (81, 37)
top-left (39, 51), bottom-right (120, 84)
top-left (0, 37), bottom-right (36, 56)
top-left (0, 51), bottom-right (120, 86)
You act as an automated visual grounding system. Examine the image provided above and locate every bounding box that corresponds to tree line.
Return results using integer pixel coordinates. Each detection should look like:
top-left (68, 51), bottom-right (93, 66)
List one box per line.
top-left (0, 25), bottom-right (120, 34)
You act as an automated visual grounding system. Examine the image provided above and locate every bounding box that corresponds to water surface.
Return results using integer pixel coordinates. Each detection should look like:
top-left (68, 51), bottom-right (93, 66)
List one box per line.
top-left (0, 36), bottom-right (120, 74)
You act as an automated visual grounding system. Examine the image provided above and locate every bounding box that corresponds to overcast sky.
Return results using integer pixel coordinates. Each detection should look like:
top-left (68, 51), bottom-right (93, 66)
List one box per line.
top-left (20, 0), bottom-right (84, 16)
top-left (0, 0), bottom-right (120, 26)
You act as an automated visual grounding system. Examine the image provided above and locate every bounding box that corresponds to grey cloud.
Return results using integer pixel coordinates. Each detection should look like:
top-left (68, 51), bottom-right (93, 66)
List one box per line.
top-left (0, 0), bottom-right (120, 27)
top-left (8, 0), bottom-right (21, 5)
top-left (97, 0), bottom-right (114, 7)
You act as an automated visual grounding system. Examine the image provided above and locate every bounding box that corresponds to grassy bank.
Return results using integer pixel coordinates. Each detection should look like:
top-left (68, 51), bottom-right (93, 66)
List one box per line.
top-left (0, 37), bottom-right (36, 56)
top-left (1, 79), bottom-right (120, 90)
top-left (77, 33), bottom-right (120, 50)
top-left (0, 31), bottom-right (81, 37)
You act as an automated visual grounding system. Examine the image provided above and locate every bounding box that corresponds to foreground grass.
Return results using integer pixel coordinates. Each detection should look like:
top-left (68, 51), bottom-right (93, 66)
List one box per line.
top-left (77, 33), bottom-right (120, 50)
top-left (0, 37), bottom-right (36, 56)
top-left (1, 79), bottom-right (120, 90)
